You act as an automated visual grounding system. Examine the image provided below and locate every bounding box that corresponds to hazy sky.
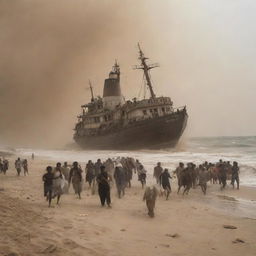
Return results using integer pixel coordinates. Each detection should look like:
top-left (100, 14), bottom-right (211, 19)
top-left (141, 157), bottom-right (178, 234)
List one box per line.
top-left (0, 0), bottom-right (255, 147)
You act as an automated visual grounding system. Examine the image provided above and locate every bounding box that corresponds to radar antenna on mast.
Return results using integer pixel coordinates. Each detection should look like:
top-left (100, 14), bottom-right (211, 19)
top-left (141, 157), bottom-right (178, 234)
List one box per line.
top-left (134, 43), bottom-right (159, 99)
top-left (113, 59), bottom-right (120, 73)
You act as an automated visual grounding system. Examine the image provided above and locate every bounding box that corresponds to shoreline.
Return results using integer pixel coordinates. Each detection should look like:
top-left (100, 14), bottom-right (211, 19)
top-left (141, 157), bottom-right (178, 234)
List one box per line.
top-left (2, 147), bottom-right (256, 188)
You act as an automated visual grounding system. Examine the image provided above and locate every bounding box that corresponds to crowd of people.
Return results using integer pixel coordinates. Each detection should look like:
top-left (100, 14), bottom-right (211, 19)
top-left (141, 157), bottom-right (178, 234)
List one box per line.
top-left (41, 158), bottom-right (240, 211)
top-left (42, 157), bottom-right (142, 207)
top-left (14, 158), bottom-right (29, 176)
top-left (172, 159), bottom-right (240, 196)
top-left (0, 154), bottom-right (241, 218)
top-left (0, 155), bottom-right (33, 176)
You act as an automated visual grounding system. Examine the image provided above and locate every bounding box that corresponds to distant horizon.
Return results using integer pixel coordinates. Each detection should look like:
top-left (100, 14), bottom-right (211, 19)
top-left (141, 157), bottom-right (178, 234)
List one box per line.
top-left (190, 135), bottom-right (256, 139)
top-left (1, 135), bottom-right (256, 151)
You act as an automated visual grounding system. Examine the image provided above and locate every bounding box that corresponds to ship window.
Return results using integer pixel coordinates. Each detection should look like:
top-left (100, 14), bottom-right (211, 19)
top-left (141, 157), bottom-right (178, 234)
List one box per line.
top-left (94, 117), bottom-right (100, 123)
top-left (143, 110), bottom-right (147, 115)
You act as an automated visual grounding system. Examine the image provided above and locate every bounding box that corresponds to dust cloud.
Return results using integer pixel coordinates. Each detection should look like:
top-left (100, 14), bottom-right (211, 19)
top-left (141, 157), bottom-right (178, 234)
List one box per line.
top-left (0, 0), bottom-right (146, 147)
top-left (0, 0), bottom-right (255, 148)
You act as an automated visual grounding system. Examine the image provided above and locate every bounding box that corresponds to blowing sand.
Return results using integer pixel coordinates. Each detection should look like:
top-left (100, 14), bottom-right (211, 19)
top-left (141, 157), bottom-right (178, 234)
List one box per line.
top-left (0, 156), bottom-right (256, 256)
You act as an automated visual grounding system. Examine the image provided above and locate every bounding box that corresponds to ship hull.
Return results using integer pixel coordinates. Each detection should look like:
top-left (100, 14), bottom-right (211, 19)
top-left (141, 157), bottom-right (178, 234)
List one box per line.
top-left (74, 110), bottom-right (188, 150)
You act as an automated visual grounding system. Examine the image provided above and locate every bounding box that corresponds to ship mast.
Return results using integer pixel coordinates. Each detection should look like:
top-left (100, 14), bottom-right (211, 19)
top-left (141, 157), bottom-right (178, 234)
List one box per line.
top-left (88, 80), bottom-right (94, 102)
top-left (113, 59), bottom-right (120, 79)
top-left (134, 43), bottom-right (159, 99)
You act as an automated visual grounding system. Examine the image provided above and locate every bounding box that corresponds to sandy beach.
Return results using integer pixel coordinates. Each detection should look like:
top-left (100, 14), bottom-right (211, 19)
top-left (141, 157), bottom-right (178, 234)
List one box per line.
top-left (1, 156), bottom-right (256, 256)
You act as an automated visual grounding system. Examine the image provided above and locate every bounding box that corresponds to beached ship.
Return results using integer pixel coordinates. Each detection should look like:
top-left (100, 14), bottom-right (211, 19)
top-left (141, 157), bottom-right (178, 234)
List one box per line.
top-left (73, 45), bottom-right (188, 149)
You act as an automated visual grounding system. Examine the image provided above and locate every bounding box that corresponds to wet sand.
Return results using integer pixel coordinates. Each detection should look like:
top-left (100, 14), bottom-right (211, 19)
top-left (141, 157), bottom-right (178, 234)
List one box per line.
top-left (0, 156), bottom-right (256, 256)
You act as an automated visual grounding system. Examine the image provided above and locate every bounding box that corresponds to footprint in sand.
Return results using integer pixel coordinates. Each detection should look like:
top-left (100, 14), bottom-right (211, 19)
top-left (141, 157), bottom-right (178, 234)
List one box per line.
top-left (62, 238), bottom-right (83, 250)
top-left (63, 225), bottom-right (73, 230)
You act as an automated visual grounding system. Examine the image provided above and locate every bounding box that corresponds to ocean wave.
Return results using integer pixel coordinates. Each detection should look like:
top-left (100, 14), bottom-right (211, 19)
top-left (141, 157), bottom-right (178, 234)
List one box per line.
top-left (5, 136), bottom-right (256, 187)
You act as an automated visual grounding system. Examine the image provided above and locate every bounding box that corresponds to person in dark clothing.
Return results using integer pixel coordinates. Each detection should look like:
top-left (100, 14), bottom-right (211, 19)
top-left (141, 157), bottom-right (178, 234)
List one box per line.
top-left (42, 166), bottom-right (54, 207)
top-left (22, 159), bottom-right (28, 176)
top-left (153, 162), bottom-right (163, 184)
top-left (97, 165), bottom-right (111, 207)
top-left (15, 158), bottom-right (22, 176)
top-left (231, 161), bottom-right (239, 189)
top-left (2, 159), bottom-right (9, 175)
top-left (174, 162), bottom-right (184, 188)
top-left (94, 159), bottom-right (102, 177)
top-left (120, 157), bottom-right (133, 188)
top-left (159, 168), bottom-right (172, 200)
top-left (85, 160), bottom-right (95, 187)
top-left (138, 164), bottom-right (147, 189)
top-left (219, 163), bottom-right (227, 190)
top-left (177, 164), bottom-right (193, 195)
top-left (114, 166), bottom-right (127, 198)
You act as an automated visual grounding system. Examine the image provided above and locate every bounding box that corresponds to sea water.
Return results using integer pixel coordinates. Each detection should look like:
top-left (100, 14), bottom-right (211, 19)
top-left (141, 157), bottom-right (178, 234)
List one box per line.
top-left (8, 136), bottom-right (256, 187)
